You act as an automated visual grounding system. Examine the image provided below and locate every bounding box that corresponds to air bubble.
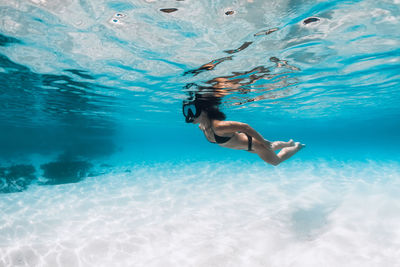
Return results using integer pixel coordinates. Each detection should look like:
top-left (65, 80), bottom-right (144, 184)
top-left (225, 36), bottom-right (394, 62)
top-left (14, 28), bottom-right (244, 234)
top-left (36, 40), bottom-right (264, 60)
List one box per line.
top-left (160, 8), bottom-right (178, 13)
top-left (303, 17), bottom-right (320, 25)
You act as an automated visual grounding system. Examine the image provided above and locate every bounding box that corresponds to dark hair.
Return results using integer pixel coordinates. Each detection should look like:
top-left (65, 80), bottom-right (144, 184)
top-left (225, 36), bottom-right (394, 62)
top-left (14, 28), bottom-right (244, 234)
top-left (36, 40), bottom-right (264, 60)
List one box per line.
top-left (195, 94), bottom-right (226, 120)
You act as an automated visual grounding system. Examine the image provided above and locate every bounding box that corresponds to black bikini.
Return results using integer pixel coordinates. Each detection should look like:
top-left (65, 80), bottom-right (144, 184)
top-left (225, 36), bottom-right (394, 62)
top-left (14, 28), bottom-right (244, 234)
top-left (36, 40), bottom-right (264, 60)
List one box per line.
top-left (245, 133), bottom-right (253, 151)
top-left (210, 129), bottom-right (253, 151)
top-left (213, 132), bottom-right (232, 144)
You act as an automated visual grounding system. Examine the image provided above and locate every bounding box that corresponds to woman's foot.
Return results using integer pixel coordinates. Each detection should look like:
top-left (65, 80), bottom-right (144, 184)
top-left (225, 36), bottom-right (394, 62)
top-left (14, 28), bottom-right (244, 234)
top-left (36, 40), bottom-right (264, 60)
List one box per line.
top-left (295, 142), bottom-right (306, 150)
top-left (271, 139), bottom-right (296, 151)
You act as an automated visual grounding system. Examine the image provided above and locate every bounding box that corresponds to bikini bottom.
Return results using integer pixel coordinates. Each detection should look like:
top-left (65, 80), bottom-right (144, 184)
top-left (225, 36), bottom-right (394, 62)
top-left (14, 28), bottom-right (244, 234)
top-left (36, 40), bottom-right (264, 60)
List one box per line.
top-left (245, 133), bottom-right (253, 151)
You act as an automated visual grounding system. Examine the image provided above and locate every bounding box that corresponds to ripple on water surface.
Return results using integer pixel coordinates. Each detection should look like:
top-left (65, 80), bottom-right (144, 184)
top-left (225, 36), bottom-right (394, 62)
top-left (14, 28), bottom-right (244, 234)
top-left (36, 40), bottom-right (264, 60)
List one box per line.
top-left (1, 0), bottom-right (399, 123)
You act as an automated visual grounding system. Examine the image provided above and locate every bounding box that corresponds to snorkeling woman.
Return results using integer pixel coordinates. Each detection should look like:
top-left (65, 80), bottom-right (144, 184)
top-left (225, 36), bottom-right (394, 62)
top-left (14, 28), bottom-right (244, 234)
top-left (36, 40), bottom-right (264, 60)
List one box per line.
top-left (183, 96), bottom-right (305, 166)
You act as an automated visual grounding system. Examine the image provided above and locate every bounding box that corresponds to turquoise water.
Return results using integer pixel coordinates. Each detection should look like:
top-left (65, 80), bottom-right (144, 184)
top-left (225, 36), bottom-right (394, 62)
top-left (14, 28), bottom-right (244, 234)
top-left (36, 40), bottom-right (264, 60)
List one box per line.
top-left (1, 0), bottom-right (400, 266)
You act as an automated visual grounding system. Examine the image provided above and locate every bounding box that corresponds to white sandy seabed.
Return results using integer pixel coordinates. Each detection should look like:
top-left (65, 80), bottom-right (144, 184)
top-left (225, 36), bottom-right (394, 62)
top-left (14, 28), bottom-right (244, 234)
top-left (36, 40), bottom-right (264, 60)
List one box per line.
top-left (0, 160), bottom-right (400, 267)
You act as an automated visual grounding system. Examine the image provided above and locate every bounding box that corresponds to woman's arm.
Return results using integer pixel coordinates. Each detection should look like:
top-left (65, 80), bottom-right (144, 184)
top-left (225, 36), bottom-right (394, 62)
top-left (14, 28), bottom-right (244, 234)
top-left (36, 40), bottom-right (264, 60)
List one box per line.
top-left (213, 121), bottom-right (271, 149)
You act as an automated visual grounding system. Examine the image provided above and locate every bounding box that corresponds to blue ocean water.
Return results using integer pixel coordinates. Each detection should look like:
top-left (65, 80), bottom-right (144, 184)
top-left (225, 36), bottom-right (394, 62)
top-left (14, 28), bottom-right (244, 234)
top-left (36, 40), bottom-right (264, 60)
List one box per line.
top-left (0, 0), bottom-right (399, 266)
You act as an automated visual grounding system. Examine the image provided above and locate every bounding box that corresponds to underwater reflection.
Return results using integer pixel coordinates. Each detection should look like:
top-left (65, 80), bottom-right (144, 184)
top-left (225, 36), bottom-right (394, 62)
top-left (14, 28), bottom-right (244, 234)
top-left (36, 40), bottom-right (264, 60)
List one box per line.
top-left (184, 56), bottom-right (300, 106)
top-left (184, 56), bottom-right (233, 76)
top-left (181, 20), bottom-right (301, 106)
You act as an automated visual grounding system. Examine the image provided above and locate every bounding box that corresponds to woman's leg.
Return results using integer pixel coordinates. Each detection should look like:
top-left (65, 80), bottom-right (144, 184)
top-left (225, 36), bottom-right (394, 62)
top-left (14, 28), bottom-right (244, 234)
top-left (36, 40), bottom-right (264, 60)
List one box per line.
top-left (225, 133), bottom-right (304, 166)
top-left (271, 139), bottom-right (295, 151)
top-left (253, 140), bottom-right (304, 166)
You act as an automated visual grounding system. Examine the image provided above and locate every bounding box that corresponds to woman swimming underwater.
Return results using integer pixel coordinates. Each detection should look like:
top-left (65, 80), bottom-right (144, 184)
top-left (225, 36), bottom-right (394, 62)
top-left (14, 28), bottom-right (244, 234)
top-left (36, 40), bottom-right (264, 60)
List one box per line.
top-left (183, 96), bottom-right (305, 166)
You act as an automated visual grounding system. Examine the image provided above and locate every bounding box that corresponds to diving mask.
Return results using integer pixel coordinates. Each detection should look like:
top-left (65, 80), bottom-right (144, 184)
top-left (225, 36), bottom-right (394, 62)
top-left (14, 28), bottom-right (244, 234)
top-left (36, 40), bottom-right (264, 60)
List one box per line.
top-left (183, 101), bottom-right (200, 123)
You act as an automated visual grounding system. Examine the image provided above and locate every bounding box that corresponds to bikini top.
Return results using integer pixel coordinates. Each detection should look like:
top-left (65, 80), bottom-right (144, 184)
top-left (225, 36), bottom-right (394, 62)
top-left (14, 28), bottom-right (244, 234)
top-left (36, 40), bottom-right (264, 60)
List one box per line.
top-left (213, 132), bottom-right (232, 144)
top-left (201, 124), bottom-right (233, 144)
top-left (209, 127), bottom-right (233, 144)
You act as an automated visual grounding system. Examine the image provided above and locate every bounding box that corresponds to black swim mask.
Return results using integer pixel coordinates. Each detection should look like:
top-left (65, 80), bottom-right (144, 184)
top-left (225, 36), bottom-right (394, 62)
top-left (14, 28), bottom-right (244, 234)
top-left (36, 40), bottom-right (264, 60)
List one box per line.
top-left (183, 101), bottom-right (200, 123)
